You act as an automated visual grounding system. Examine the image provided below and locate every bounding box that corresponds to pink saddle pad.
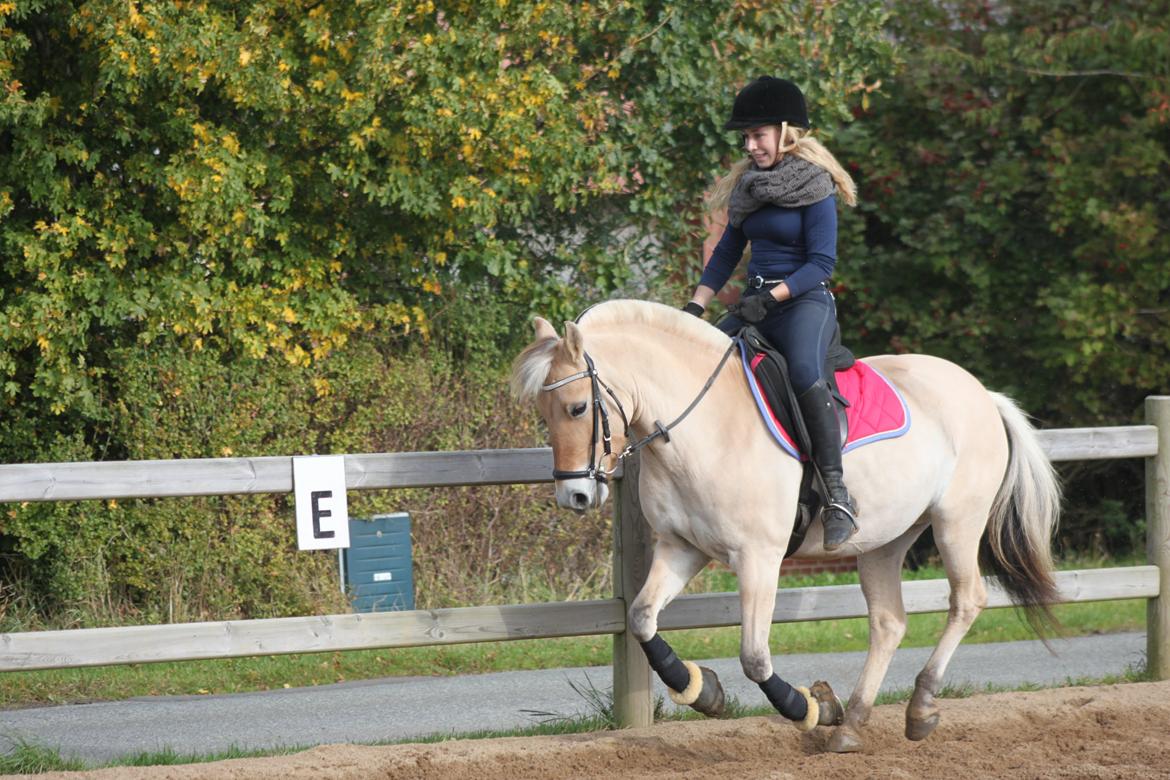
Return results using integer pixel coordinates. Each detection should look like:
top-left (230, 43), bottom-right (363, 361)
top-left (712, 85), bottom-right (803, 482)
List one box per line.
top-left (741, 348), bottom-right (911, 460)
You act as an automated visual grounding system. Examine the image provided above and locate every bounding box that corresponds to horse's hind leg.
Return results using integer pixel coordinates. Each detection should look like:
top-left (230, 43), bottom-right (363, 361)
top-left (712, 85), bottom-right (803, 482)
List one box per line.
top-left (827, 522), bottom-right (927, 753)
top-left (627, 538), bottom-right (726, 717)
top-left (905, 499), bottom-right (989, 741)
top-left (736, 548), bottom-right (842, 731)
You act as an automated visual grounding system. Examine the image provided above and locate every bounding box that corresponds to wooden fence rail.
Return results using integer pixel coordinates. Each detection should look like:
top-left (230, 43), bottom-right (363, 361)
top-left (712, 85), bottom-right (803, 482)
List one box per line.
top-left (1, 399), bottom-right (1167, 730)
top-left (0, 566), bottom-right (1157, 672)
top-left (0, 428), bottom-right (1158, 503)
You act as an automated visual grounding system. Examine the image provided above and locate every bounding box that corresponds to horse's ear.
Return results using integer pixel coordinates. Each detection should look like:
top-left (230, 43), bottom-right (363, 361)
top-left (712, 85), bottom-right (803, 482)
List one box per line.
top-left (533, 316), bottom-right (558, 341)
top-left (563, 321), bottom-right (584, 363)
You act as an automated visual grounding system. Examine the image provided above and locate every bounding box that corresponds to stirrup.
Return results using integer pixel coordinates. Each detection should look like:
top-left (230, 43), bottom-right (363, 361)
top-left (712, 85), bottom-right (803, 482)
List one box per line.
top-left (825, 501), bottom-right (857, 524)
top-left (822, 501), bottom-right (858, 551)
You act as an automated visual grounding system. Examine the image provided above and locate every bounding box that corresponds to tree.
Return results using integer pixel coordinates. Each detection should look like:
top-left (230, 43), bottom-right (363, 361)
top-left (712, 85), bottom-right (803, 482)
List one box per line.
top-left (834, 0), bottom-right (1170, 426)
top-left (0, 0), bottom-right (894, 622)
top-left (0, 0), bottom-right (894, 430)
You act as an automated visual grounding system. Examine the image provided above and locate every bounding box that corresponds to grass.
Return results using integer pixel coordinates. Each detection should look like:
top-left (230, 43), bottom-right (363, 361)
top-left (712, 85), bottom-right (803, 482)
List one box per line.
top-left (0, 740), bottom-right (305, 775)
top-left (0, 740), bottom-right (89, 774)
top-left (0, 663), bottom-right (1154, 775)
top-left (0, 560), bottom-right (1148, 710)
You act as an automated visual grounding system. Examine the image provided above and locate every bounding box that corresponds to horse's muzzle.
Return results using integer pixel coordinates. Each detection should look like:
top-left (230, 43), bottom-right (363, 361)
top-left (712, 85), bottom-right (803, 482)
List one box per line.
top-left (555, 477), bottom-right (609, 512)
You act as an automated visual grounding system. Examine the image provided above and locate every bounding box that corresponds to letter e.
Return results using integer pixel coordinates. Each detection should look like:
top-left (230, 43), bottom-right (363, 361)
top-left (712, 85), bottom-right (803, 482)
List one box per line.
top-left (311, 490), bottom-right (335, 538)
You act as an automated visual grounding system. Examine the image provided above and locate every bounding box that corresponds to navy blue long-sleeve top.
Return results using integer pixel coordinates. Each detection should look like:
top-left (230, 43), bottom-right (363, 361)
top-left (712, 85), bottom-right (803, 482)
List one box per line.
top-left (698, 194), bottom-right (838, 299)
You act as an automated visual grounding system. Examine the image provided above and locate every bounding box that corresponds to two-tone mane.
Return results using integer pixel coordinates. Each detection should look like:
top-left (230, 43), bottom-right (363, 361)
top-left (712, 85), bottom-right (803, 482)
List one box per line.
top-left (510, 336), bottom-right (559, 403)
top-left (510, 300), bottom-right (730, 403)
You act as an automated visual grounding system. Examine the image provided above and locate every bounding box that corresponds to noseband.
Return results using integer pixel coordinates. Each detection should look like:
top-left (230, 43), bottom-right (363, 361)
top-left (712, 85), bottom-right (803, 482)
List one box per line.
top-left (540, 341), bottom-right (738, 484)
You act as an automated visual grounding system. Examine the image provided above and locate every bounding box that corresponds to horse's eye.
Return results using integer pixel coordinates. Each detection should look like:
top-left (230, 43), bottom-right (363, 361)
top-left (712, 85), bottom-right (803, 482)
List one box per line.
top-left (570, 402), bottom-right (588, 418)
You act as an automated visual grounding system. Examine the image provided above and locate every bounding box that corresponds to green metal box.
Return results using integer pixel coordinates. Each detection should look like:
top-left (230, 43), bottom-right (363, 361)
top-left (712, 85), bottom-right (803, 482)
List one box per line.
top-left (342, 513), bottom-right (414, 612)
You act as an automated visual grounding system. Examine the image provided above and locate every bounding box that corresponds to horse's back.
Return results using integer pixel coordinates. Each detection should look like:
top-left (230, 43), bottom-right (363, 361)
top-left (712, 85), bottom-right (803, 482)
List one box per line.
top-left (822, 353), bottom-right (1013, 552)
top-left (860, 353), bottom-right (1004, 434)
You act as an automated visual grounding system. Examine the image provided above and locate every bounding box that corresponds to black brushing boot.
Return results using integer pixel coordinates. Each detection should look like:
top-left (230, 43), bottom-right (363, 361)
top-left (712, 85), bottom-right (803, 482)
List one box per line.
top-left (797, 379), bottom-right (858, 551)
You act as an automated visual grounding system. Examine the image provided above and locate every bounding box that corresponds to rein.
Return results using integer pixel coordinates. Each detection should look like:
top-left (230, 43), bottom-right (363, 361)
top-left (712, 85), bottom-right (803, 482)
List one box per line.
top-left (540, 340), bottom-right (738, 483)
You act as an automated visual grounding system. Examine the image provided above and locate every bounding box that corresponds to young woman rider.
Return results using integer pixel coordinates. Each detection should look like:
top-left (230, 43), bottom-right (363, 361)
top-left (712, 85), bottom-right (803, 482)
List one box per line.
top-left (683, 76), bottom-right (859, 551)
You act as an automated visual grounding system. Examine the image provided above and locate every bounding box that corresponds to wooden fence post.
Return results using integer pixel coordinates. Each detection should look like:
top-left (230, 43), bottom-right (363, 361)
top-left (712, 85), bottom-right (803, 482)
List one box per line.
top-left (1147, 396), bottom-right (1170, 680)
top-left (612, 453), bottom-right (654, 728)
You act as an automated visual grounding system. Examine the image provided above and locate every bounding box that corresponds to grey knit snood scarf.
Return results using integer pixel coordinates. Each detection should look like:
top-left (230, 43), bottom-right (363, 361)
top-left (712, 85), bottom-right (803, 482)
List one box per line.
top-left (726, 156), bottom-right (835, 228)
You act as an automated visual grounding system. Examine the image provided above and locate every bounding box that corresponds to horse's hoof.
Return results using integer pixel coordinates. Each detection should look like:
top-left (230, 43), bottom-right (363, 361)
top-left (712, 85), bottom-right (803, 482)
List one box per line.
top-left (691, 666), bottom-right (726, 718)
top-left (809, 680), bottom-right (845, 726)
top-left (905, 711), bottom-right (940, 741)
top-left (826, 724), bottom-right (864, 753)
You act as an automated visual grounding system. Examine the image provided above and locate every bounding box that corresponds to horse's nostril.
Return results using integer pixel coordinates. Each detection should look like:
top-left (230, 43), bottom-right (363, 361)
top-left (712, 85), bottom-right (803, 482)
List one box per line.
top-left (571, 491), bottom-right (589, 510)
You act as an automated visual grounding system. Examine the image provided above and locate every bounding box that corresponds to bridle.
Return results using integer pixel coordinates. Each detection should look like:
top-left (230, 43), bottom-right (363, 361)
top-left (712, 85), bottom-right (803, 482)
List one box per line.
top-left (540, 341), bottom-right (738, 484)
top-left (540, 352), bottom-right (627, 484)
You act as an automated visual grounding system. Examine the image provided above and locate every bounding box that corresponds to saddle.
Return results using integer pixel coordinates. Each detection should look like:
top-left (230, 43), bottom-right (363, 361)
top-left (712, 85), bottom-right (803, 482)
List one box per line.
top-left (731, 321), bottom-right (856, 558)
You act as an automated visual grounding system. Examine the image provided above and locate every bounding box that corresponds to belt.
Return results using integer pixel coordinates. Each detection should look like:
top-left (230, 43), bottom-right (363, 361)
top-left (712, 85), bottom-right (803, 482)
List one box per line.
top-left (746, 275), bottom-right (786, 289)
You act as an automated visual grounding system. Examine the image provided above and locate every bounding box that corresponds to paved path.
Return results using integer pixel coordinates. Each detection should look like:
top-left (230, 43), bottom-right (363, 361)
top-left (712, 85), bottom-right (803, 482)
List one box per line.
top-left (0, 631), bottom-right (1146, 765)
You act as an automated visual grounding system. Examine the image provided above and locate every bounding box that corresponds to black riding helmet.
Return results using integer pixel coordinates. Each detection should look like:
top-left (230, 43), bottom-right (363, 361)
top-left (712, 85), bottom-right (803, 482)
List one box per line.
top-left (723, 76), bottom-right (810, 130)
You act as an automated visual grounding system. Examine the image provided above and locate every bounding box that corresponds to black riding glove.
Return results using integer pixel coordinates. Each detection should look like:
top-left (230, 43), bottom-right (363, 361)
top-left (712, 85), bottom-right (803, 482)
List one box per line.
top-left (682, 301), bottom-right (705, 318)
top-left (728, 292), bottom-right (778, 324)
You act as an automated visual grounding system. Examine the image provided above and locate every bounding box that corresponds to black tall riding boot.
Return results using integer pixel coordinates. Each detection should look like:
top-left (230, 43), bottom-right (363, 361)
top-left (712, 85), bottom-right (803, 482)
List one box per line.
top-left (797, 379), bottom-right (858, 551)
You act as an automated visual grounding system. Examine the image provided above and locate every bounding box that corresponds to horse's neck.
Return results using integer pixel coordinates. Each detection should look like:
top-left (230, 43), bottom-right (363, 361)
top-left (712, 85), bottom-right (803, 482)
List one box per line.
top-left (592, 327), bottom-right (745, 463)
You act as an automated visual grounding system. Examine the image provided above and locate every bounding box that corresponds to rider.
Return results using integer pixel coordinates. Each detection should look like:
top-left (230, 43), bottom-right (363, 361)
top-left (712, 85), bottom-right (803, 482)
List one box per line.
top-left (682, 76), bottom-right (860, 551)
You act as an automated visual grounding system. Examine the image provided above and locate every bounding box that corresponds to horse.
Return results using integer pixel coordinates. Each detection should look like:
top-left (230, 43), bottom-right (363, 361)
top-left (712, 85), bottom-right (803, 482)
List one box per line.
top-left (510, 299), bottom-right (1061, 752)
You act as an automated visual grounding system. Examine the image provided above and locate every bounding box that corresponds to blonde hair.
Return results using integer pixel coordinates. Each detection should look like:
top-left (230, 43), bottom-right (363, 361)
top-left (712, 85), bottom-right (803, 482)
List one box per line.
top-left (707, 123), bottom-right (857, 213)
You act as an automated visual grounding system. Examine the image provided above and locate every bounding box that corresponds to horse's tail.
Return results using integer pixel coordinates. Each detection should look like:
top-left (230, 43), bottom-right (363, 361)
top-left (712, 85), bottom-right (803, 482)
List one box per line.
top-left (982, 392), bottom-right (1062, 634)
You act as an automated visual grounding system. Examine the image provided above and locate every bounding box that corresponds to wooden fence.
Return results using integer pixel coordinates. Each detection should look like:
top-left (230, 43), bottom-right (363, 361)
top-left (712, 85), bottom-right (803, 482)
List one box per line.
top-left (1, 396), bottom-right (1167, 730)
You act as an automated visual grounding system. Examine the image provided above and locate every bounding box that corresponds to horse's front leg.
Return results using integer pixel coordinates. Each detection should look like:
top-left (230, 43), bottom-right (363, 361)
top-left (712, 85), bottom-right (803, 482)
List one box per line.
top-left (627, 538), bottom-right (725, 717)
top-left (734, 548), bottom-right (845, 731)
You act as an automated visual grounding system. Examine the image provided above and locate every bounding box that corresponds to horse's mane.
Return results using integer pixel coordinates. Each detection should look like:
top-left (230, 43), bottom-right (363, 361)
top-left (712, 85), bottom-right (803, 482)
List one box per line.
top-left (510, 300), bottom-right (731, 403)
top-left (578, 300), bottom-right (732, 351)
top-left (510, 336), bottom-right (559, 403)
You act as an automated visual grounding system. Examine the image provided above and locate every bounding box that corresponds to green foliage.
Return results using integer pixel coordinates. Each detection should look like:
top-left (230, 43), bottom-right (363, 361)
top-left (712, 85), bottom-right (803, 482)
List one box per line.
top-left (3, 341), bottom-right (349, 623)
top-left (833, 0), bottom-right (1170, 427)
top-left (11, 1), bottom-right (1162, 619)
top-left (0, 1), bottom-right (893, 625)
top-left (0, 739), bottom-right (88, 774)
top-left (0, 0), bottom-right (894, 426)
top-left (0, 319), bottom-right (608, 624)
top-left (823, 0), bottom-right (1169, 555)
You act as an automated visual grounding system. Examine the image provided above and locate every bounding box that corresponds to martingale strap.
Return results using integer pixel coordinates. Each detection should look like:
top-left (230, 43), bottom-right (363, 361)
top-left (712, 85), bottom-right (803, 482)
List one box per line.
top-left (618, 341), bottom-right (737, 460)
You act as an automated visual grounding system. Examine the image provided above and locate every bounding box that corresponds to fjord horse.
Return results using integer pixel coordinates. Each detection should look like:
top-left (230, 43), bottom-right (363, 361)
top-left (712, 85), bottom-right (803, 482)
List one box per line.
top-left (511, 300), bottom-right (1059, 752)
